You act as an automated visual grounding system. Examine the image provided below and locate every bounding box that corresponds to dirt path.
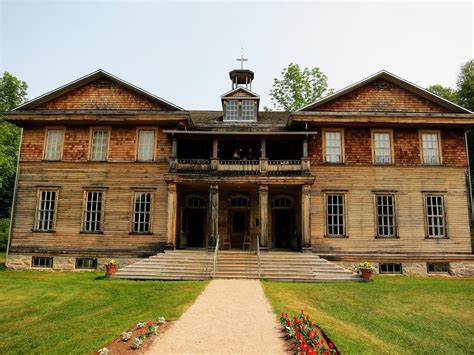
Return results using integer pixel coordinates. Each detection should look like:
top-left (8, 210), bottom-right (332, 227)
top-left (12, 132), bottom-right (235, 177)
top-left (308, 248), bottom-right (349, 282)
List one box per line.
top-left (147, 279), bottom-right (286, 354)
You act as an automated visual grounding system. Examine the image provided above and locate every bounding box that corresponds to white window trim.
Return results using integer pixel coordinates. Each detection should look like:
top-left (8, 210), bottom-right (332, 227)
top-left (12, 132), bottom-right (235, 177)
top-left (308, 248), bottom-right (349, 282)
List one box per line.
top-left (372, 130), bottom-right (394, 165)
top-left (137, 129), bottom-right (156, 162)
top-left (131, 191), bottom-right (153, 233)
top-left (420, 130), bottom-right (442, 165)
top-left (322, 128), bottom-right (344, 163)
top-left (424, 194), bottom-right (447, 238)
top-left (82, 190), bottom-right (105, 233)
top-left (90, 128), bottom-right (110, 161)
top-left (43, 128), bottom-right (64, 161)
top-left (325, 193), bottom-right (346, 237)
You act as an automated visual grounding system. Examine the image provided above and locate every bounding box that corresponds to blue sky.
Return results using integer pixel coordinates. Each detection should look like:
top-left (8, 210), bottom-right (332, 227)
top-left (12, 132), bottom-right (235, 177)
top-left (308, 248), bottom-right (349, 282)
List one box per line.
top-left (1, 1), bottom-right (472, 110)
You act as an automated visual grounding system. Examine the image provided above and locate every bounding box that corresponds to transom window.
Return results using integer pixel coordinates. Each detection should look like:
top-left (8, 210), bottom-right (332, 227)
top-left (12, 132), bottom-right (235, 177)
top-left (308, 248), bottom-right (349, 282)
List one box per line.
top-left (326, 194), bottom-right (345, 236)
top-left (376, 194), bottom-right (396, 237)
top-left (379, 263), bottom-right (402, 274)
top-left (44, 129), bottom-right (63, 160)
top-left (186, 196), bottom-right (206, 208)
top-left (427, 262), bottom-right (449, 274)
top-left (137, 130), bottom-right (155, 161)
top-left (75, 258), bottom-right (97, 270)
top-left (132, 192), bottom-right (152, 233)
top-left (325, 131), bottom-right (342, 163)
top-left (36, 190), bottom-right (57, 231)
top-left (228, 197), bottom-right (250, 208)
top-left (425, 195), bottom-right (446, 238)
top-left (272, 196), bottom-right (293, 209)
top-left (373, 132), bottom-right (392, 164)
top-left (421, 132), bottom-right (440, 165)
top-left (91, 129), bottom-right (109, 161)
top-left (83, 191), bottom-right (104, 233)
top-left (225, 100), bottom-right (239, 121)
top-left (32, 256), bottom-right (53, 268)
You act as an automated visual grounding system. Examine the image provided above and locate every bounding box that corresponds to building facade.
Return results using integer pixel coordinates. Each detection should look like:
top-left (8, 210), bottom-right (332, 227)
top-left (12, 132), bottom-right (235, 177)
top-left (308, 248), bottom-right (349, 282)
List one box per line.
top-left (5, 68), bottom-right (474, 276)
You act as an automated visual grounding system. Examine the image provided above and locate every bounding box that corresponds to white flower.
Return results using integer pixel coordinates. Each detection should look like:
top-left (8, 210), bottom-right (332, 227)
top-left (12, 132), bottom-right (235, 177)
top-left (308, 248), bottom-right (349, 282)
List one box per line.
top-left (156, 316), bottom-right (166, 325)
top-left (98, 348), bottom-right (109, 355)
top-left (136, 322), bottom-right (145, 328)
top-left (132, 337), bottom-right (144, 349)
top-left (121, 331), bottom-right (132, 341)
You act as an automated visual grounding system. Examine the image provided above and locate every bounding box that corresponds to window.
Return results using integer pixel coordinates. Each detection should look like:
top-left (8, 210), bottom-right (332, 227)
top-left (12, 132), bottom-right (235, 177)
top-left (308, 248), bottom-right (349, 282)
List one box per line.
top-left (137, 130), bottom-right (155, 161)
top-left (326, 194), bottom-right (345, 236)
top-left (427, 262), bottom-right (449, 274)
top-left (241, 101), bottom-right (255, 121)
top-left (35, 190), bottom-right (57, 231)
top-left (75, 258), bottom-right (97, 269)
top-left (272, 196), bottom-right (293, 209)
top-left (225, 100), bottom-right (239, 121)
top-left (421, 132), bottom-right (440, 165)
top-left (325, 131), bottom-right (343, 163)
top-left (91, 129), bottom-right (109, 161)
top-left (32, 256), bottom-right (53, 268)
top-left (228, 197), bottom-right (250, 208)
top-left (379, 263), bottom-right (402, 274)
top-left (132, 192), bottom-right (152, 233)
top-left (83, 191), bottom-right (104, 233)
top-left (373, 132), bottom-right (392, 164)
top-left (44, 129), bottom-right (63, 160)
top-left (425, 195), bottom-right (446, 238)
top-left (376, 195), bottom-right (396, 237)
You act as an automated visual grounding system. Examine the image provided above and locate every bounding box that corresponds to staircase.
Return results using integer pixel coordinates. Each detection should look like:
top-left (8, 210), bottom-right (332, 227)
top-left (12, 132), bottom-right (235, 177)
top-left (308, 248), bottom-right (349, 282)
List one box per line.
top-left (113, 250), bottom-right (360, 282)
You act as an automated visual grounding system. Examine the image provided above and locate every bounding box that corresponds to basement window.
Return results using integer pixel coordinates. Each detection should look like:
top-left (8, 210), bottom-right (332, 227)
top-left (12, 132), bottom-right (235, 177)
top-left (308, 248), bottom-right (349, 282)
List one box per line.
top-left (427, 262), bottom-right (449, 274)
top-left (379, 263), bottom-right (402, 274)
top-left (75, 258), bottom-right (97, 270)
top-left (32, 257), bottom-right (53, 268)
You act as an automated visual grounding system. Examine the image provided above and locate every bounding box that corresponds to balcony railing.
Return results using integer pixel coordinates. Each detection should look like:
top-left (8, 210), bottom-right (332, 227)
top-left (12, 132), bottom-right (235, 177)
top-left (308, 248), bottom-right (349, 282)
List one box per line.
top-left (171, 158), bottom-right (310, 176)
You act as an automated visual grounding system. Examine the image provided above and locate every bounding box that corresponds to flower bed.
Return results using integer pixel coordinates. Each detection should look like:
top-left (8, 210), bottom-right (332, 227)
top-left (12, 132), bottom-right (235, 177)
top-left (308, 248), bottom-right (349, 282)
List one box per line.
top-left (98, 316), bottom-right (169, 354)
top-left (279, 310), bottom-right (338, 355)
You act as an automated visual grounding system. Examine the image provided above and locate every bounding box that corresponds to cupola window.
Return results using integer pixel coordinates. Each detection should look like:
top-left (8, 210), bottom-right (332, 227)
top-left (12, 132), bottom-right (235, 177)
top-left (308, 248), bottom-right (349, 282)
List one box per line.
top-left (226, 100), bottom-right (239, 121)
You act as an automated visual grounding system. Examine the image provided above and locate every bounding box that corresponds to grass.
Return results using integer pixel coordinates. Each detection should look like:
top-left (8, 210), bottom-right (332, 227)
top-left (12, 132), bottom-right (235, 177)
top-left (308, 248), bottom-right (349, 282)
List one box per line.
top-left (0, 265), bottom-right (208, 354)
top-left (262, 277), bottom-right (474, 354)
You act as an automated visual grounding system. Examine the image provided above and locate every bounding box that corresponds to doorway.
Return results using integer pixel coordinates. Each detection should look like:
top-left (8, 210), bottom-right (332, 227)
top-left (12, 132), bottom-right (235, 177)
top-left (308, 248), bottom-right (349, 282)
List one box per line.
top-left (272, 196), bottom-right (295, 249)
top-left (181, 195), bottom-right (207, 248)
top-left (228, 196), bottom-right (250, 249)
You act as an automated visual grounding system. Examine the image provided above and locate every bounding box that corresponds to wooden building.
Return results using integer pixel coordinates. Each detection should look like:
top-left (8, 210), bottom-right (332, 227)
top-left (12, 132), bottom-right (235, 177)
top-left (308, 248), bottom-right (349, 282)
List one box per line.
top-left (5, 66), bottom-right (474, 277)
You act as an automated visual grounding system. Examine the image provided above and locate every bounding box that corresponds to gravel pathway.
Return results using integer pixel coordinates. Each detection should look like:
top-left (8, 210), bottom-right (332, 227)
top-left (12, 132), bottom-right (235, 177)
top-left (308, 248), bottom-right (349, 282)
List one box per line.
top-left (147, 279), bottom-right (286, 354)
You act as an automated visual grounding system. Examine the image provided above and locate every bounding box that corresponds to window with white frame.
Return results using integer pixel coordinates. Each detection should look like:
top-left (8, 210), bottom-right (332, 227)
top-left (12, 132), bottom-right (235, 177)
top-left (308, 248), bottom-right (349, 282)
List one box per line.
top-left (373, 132), bottom-right (392, 164)
top-left (83, 191), bottom-right (103, 232)
top-left (44, 129), bottom-right (63, 160)
top-left (132, 192), bottom-right (152, 233)
top-left (425, 195), bottom-right (446, 238)
top-left (36, 190), bottom-right (57, 231)
top-left (326, 194), bottom-right (345, 236)
top-left (421, 132), bottom-right (440, 165)
top-left (91, 130), bottom-right (109, 161)
top-left (376, 194), bottom-right (396, 237)
top-left (325, 131), bottom-right (342, 163)
top-left (225, 100), bottom-right (239, 121)
top-left (137, 130), bottom-right (155, 161)
top-left (241, 101), bottom-right (255, 121)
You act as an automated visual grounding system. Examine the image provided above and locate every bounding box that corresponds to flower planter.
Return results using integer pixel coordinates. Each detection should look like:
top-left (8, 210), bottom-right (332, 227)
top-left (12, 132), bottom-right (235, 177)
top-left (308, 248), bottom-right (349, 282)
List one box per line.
top-left (361, 268), bottom-right (373, 280)
top-left (106, 264), bottom-right (117, 276)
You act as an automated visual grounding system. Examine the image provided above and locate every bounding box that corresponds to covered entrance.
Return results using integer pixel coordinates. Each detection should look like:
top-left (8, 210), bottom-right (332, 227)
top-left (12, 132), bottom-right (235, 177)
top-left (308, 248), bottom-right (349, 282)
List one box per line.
top-left (272, 196), bottom-right (295, 249)
top-left (180, 195), bottom-right (207, 248)
top-left (228, 196), bottom-right (250, 248)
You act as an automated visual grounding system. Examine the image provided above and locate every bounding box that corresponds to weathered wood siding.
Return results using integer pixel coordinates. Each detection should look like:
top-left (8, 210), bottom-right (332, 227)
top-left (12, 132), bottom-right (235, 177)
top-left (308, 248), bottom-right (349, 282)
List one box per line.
top-left (310, 165), bottom-right (472, 254)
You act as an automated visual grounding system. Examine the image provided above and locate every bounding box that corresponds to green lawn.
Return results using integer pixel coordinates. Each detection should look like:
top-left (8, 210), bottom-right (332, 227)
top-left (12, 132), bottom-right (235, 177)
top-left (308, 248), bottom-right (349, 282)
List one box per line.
top-left (0, 265), bottom-right (208, 354)
top-left (262, 277), bottom-right (474, 354)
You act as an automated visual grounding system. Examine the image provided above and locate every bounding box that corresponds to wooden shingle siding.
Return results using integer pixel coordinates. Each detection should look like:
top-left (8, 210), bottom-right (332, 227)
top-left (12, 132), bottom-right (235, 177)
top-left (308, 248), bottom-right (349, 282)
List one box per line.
top-left (316, 79), bottom-right (452, 113)
top-left (9, 162), bottom-right (169, 255)
top-left (36, 78), bottom-right (164, 110)
top-left (310, 165), bottom-right (471, 254)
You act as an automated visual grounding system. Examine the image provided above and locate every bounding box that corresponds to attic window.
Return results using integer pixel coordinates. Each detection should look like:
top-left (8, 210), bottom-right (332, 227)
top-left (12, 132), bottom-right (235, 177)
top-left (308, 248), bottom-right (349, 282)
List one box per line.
top-left (224, 100), bottom-right (256, 122)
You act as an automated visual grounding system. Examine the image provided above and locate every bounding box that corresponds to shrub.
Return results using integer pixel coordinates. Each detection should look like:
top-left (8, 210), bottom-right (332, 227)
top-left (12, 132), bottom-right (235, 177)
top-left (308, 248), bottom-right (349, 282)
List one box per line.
top-left (0, 218), bottom-right (9, 251)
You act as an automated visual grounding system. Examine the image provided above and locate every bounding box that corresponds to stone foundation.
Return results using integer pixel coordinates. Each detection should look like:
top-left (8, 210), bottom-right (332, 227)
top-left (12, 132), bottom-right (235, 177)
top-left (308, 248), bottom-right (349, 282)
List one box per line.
top-left (6, 254), bottom-right (142, 271)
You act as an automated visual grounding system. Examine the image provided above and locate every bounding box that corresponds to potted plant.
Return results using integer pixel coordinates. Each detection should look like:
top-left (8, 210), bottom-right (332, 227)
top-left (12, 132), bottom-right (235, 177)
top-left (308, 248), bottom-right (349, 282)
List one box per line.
top-left (355, 261), bottom-right (377, 281)
top-left (105, 259), bottom-right (118, 276)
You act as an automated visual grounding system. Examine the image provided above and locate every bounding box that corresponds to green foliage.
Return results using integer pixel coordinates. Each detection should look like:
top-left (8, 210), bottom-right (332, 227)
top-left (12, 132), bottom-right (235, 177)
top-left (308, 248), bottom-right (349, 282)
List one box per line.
top-left (0, 219), bottom-right (9, 251)
top-left (426, 84), bottom-right (458, 103)
top-left (457, 59), bottom-right (474, 111)
top-left (0, 270), bottom-right (208, 353)
top-left (0, 72), bottom-right (27, 219)
top-left (270, 63), bottom-right (332, 112)
top-left (263, 277), bottom-right (474, 354)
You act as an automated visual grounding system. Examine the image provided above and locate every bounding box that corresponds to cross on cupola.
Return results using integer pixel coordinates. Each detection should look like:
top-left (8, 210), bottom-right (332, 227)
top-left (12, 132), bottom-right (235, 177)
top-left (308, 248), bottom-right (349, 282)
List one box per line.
top-left (236, 49), bottom-right (248, 70)
top-left (229, 50), bottom-right (254, 90)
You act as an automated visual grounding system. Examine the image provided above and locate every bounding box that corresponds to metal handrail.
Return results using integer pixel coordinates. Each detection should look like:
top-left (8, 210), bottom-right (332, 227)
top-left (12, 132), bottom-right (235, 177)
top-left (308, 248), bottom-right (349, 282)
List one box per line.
top-left (213, 234), bottom-right (220, 277)
top-left (256, 234), bottom-right (261, 278)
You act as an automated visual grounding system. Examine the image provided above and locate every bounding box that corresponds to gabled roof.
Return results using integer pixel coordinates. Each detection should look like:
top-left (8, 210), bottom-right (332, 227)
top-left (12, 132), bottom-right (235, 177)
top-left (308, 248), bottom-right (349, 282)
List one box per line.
top-left (13, 69), bottom-right (185, 111)
top-left (299, 70), bottom-right (472, 114)
top-left (220, 86), bottom-right (260, 99)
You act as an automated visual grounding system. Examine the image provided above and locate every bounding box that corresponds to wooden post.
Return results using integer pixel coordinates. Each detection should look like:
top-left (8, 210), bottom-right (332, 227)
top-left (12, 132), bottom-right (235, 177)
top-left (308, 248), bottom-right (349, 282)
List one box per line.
top-left (212, 139), bottom-right (218, 158)
top-left (261, 139), bottom-right (267, 158)
top-left (301, 184), bottom-right (312, 252)
top-left (303, 137), bottom-right (308, 158)
top-left (166, 182), bottom-right (177, 250)
top-left (259, 185), bottom-right (269, 249)
top-left (209, 184), bottom-right (219, 247)
top-left (211, 139), bottom-right (219, 173)
top-left (171, 137), bottom-right (178, 157)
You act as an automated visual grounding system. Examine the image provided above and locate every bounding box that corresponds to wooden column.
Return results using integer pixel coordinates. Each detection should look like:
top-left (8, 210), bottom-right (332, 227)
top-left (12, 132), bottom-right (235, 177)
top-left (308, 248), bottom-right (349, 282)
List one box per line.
top-left (209, 184), bottom-right (219, 247)
top-left (301, 184), bottom-right (312, 252)
top-left (303, 137), bottom-right (308, 158)
top-left (166, 182), bottom-right (177, 250)
top-left (259, 185), bottom-right (269, 249)
top-left (211, 139), bottom-right (219, 173)
top-left (170, 137), bottom-right (178, 172)
top-left (261, 139), bottom-right (267, 158)
top-left (212, 139), bottom-right (218, 158)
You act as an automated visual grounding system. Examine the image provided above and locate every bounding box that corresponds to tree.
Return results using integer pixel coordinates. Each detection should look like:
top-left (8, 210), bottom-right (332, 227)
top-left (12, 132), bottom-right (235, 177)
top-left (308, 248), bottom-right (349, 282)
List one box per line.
top-left (269, 63), bottom-right (332, 112)
top-left (0, 72), bottom-right (28, 219)
top-left (426, 84), bottom-right (458, 104)
top-left (457, 59), bottom-right (474, 111)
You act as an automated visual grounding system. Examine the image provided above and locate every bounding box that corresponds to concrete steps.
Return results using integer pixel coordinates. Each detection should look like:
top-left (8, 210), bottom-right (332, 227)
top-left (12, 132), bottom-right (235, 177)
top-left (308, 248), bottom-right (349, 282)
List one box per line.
top-left (112, 250), bottom-right (360, 282)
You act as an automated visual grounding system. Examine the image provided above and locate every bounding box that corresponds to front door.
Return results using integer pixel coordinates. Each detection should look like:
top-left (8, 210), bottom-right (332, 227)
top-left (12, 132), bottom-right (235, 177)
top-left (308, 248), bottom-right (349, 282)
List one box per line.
top-left (273, 209), bottom-right (293, 249)
top-left (184, 208), bottom-right (205, 248)
top-left (230, 209), bottom-right (249, 248)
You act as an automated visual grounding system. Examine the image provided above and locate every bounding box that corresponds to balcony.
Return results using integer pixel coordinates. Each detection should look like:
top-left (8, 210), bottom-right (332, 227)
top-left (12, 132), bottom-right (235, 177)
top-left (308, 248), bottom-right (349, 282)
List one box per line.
top-left (170, 158), bottom-right (310, 176)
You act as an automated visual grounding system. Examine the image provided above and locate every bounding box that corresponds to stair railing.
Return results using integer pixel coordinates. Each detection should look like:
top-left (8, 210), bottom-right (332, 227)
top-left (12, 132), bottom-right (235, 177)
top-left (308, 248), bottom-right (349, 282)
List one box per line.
top-left (213, 234), bottom-right (220, 278)
top-left (256, 234), bottom-right (261, 278)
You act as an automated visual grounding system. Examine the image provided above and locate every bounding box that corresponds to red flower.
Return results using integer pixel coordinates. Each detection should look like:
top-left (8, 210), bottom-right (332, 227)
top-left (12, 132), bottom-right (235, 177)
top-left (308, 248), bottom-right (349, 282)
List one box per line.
top-left (139, 328), bottom-right (147, 335)
top-left (297, 333), bottom-right (303, 341)
top-left (329, 343), bottom-right (334, 349)
top-left (285, 313), bottom-right (289, 318)
top-left (320, 338), bottom-right (325, 345)
top-left (145, 321), bottom-right (153, 327)
top-left (287, 320), bottom-right (291, 326)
